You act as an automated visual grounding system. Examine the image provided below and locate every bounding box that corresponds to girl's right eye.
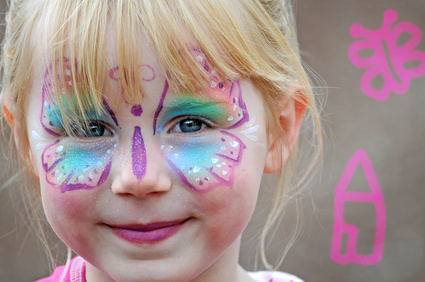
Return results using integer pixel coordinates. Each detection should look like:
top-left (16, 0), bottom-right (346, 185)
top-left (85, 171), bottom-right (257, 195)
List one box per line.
top-left (71, 121), bottom-right (113, 138)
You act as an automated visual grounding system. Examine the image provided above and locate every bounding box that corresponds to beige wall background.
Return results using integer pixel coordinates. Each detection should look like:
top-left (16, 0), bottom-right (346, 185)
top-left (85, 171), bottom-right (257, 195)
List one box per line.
top-left (1, 0), bottom-right (424, 281)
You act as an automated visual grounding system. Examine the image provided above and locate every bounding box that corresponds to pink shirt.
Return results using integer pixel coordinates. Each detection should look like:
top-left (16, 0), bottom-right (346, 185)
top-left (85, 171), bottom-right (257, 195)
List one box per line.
top-left (35, 256), bottom-right (86, 282)
top-left (35, 256), bottom-right (303, 282)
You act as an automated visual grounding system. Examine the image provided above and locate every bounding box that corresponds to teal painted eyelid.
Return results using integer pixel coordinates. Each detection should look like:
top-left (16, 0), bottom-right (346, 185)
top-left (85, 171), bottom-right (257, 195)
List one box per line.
top-left (156, 97), bottom-right (226, 131)
top-left (45, 97), bottom-right (109, 129)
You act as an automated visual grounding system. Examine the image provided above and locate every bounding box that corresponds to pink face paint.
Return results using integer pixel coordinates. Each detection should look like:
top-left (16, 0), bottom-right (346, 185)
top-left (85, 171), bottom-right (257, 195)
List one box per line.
top-left (132, 126), bottom-right (147, 181)
top-left (331, 149), bottom-right (386, 265)
top-left (349, 9), bottom-right (425, 101)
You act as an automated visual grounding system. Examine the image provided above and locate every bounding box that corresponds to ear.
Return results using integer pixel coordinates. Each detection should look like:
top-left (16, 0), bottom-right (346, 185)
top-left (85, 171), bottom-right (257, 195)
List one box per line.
top-left (3, 102), bottom-right (40, 179)
top-left (3, 105), bottom-right (14, 127)
top-left (264, 83), bottom-right (307, 174)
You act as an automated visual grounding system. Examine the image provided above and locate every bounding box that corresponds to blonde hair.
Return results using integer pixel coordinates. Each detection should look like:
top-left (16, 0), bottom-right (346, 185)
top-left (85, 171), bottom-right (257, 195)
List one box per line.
top-left (1, 0), bottom-right (322, 271)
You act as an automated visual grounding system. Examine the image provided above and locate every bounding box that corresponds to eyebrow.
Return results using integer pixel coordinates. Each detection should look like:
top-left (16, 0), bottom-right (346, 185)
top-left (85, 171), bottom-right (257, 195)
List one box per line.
top-left (160, 96), bottom-right (228, 120)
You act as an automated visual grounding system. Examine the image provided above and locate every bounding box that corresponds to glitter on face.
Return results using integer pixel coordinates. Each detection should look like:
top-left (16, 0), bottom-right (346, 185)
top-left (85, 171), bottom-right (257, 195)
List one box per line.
top-left (131, 126), bottom-right (147, 181)
top-left (160, 131), bottom-right (246, 193)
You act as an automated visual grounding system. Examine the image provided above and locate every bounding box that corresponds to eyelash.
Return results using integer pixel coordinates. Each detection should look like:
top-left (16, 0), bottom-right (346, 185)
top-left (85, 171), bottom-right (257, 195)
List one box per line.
top-left (68, 120), bottom-right (114, 139)
top-left (167, 115), bottom-right (215, 134)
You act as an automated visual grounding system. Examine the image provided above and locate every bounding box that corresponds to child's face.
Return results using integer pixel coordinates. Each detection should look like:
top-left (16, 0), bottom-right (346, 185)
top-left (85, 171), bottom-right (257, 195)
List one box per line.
top-left (25, 37), bottom-right (270, 281)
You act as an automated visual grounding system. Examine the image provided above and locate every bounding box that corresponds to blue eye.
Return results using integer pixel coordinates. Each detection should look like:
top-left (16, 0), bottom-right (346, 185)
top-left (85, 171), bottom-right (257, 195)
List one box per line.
top-left (170, 117), bottom-right (210, 133)
top-left (72, 121), bottom-right (113, 138)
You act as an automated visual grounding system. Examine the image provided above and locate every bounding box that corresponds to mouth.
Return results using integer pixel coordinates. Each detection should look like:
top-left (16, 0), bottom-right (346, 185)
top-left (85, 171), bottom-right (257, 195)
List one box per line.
top-left (108, 218), bottom-right (191, 245)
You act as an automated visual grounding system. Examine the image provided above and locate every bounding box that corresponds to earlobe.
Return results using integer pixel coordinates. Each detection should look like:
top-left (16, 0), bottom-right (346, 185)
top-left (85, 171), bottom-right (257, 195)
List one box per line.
top-left (3, 105), bottom-right (14, 127)
top-left (263, 83), bottom-right (307, 174)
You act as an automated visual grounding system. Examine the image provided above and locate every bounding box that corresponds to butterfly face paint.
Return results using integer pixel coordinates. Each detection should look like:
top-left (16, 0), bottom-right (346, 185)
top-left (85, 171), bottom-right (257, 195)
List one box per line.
top-left (155, 52), bottom-right (250, 193)
top-left (40, 58), bottom-right (116, 192)
top-left (108, 63), bottom-right (160, 181)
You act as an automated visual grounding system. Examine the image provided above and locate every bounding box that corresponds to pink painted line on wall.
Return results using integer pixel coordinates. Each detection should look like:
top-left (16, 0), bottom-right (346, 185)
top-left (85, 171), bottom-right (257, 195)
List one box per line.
top-left (348, 9), bottom-right (425, 101)
top-left (331, 149), bottom-right (386, 265)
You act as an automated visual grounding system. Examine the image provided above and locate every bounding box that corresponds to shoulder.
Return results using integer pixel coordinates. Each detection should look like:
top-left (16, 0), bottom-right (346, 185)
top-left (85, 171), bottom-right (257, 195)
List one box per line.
top-left (35, 256), bottom-right (86, 282)
top-left (247, 271), bottom-right (304, 282)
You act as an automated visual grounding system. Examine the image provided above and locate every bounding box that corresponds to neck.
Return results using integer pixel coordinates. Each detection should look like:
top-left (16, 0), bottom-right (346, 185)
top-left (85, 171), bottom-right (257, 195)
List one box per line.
top-left (191, 236), bottom-right (254, 282)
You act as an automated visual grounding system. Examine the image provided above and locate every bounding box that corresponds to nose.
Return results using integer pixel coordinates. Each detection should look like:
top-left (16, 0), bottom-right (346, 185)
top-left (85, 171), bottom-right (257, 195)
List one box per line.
top-left (111, 126), bottom-right (172, 197)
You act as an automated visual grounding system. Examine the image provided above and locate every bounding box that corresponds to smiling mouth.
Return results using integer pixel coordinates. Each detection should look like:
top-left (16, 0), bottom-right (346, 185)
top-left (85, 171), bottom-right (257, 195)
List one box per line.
top-left (108, 218), bottom-right (191, 244)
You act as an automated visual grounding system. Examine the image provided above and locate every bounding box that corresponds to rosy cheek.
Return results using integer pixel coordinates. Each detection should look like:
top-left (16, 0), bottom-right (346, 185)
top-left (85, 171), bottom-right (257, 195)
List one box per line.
top-left (41, 140), bottom-right (114, 193)
top-left (161, 131), bottom-right (246, 193)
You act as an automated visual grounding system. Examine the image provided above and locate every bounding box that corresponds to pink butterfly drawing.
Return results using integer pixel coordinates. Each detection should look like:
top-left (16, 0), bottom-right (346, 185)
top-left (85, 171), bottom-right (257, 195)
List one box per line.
top-left (348, 9), bottom-right (425, 101)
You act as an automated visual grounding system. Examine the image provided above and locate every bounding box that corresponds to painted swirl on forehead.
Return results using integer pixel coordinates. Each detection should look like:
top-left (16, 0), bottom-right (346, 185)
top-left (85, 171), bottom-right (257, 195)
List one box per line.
top-left (40, 57), bottom-right (115, 192)
top-left (155, 51), bottom-right (250, 193)
top-left (108, 64), bottom-right (156, 114)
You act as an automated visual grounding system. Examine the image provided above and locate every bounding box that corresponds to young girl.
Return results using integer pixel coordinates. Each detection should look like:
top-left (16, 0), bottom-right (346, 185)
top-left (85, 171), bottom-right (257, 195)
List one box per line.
top-left (1, 0), bottom-right (321, 281)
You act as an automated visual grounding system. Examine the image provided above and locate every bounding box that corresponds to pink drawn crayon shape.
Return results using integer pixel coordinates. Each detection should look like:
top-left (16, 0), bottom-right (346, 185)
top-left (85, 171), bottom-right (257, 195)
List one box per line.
top-left (330, 149), bottom-right (386, 265)
top-left (348, 9), bottom-right (425, 101)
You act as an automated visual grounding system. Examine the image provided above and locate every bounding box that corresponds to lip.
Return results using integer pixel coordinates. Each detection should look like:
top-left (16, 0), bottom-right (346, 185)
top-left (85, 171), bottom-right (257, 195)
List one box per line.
top-left (108, 218), bottom-right (190, 245)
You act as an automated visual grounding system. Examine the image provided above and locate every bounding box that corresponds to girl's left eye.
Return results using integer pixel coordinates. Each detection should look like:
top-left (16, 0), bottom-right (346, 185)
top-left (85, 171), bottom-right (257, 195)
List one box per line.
top-left (169, 117), bottom-right (211, 133)
top-left (72, 121), bottom-right (113, 138)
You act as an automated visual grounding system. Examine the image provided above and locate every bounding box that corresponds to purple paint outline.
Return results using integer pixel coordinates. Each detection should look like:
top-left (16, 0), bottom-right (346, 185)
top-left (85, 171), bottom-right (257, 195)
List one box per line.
top-left (224, 81), bottom-right (249, 129)
top-left (102, 98), bottom-right (119, 127)
top-left (153, 80), bottom-right (169, 135)
top-left (41, 140), bottom-right (65, 172)
top-left (46, 158), bottom-right (113, 193)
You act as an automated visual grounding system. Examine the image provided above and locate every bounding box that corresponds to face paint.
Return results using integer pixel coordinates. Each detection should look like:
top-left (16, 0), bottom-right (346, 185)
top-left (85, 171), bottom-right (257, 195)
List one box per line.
top-left (161, 131), bottom-right (245, 193)
top-left (108, 64), bottom-right (163, 181)
top-left (42, 139), bottom-right (113, 193)
top-left (154, 51), bottom-right (251, 192)
top-left (40, 58), bottom-right (116, 192)
top-left (238, 116), bottom-right (259, 142)
top-left (108, 64), bottom-right (156, 103)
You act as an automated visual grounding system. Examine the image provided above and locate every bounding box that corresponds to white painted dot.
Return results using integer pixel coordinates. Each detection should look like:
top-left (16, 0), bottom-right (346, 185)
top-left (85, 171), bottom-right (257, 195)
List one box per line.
top-left (211, 158), bottom-right (219, 164)
top-left (211, 81), bottom-right (217, 88)
top-left (174, 153), bottom-right (179, 158)
top-left (160, 145), bottom-right (165, 150)
top-left (222, 170), bottom-right (228, 175)
top-left (233, 105), bottom-right (237, 111)
top-left (227, 116), bottom-right (234, 121)
top-left (230, 141), bottom-right (239, 148)
top-left (56, 145), bottom-right (64, 152)
top-left (193, 166), bottom-right (201, 173)
top-left (216, 164), bottom-right (222, 168)
top-left (65, 69), bottom-right (71, 76)
top-left (220, 146), bottom-right (226, 151)
top-left (78, 175), bottom-right (84, 181)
